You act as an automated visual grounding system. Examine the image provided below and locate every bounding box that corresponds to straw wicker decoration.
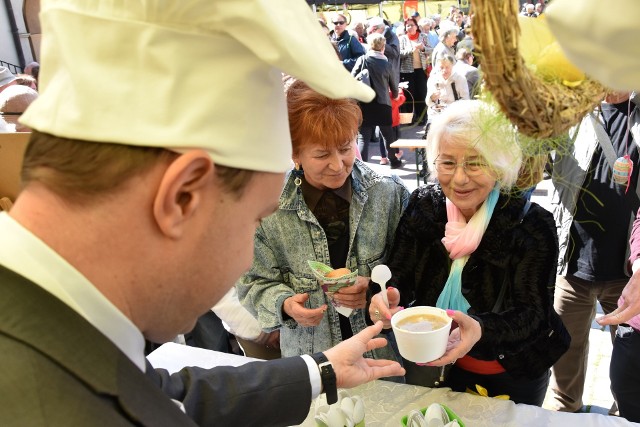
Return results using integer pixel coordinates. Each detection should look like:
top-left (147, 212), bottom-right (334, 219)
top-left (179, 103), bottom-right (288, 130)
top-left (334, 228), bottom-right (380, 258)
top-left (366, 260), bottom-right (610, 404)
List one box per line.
top-left (471, 0), bottom-right (607, 139)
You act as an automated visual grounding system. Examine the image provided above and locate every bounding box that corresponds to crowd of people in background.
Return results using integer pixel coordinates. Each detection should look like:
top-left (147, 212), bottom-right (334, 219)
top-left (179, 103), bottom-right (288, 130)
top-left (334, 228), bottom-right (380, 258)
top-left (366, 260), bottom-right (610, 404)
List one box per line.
top-left (315, 4), bottom-right (482, 151)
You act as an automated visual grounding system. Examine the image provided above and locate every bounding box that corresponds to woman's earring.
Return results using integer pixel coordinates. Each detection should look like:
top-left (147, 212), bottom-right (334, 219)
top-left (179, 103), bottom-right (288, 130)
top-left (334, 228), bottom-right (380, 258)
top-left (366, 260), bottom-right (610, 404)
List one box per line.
top-left (293, 163), bottom-right (304, 187)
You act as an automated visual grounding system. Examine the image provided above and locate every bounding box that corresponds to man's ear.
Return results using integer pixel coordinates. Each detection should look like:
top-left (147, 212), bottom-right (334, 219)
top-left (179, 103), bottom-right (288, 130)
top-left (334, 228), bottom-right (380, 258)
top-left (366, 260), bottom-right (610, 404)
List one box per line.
top-left (153, 150), bottom-right (213, 239)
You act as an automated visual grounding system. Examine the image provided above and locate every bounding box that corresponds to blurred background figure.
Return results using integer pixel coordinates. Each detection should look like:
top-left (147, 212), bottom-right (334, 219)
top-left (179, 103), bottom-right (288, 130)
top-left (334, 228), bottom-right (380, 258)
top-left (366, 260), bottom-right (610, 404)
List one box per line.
top-left (0, 85), bottom-right (39, 132)
top-left (23, 61), bottom-right (40, 80)
top-left (0, 67), bottom-right (17, 93)
top-left (352, 33), bottom-right (402, 167)
top-left (351, 20), bottom-right (367, 44)
top-left (367, 16), bottom-right (400, 88)
top-left (424, 54), bottom-right (469, 136)
top-left (331, 13), bottom-right (365, 71)
top-left (399, 17), bottom-right (430, 125)
top-left (453, 48), bottom-right (480, 97)
top-left (15, 74), bottom-right (38, 91)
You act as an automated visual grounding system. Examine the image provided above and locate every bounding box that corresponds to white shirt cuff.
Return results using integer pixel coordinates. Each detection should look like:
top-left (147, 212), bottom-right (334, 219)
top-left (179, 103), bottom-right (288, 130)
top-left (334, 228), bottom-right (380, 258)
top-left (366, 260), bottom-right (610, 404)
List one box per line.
top-left (632, 259), bottom-right (640, 274)
top-left (300, 354), bottom-right (322, 400)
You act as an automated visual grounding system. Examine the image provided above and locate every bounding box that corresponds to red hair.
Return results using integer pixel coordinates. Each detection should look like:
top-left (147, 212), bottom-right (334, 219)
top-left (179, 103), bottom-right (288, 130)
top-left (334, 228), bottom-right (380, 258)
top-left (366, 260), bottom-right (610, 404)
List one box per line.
top-left (286, 80), bottom-right (361, 156)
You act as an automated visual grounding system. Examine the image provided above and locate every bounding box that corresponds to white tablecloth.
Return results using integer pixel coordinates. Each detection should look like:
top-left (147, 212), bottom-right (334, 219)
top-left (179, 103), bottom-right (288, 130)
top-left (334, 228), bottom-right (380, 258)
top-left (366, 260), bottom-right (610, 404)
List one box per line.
top-left (148, 343), bottom-right (638, 427)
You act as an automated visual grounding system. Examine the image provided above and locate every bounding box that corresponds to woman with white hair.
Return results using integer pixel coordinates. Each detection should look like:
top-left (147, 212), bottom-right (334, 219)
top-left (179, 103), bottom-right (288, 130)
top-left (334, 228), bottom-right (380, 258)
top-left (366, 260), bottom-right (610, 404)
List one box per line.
top-left (369, 100), bottom-right (570, 405)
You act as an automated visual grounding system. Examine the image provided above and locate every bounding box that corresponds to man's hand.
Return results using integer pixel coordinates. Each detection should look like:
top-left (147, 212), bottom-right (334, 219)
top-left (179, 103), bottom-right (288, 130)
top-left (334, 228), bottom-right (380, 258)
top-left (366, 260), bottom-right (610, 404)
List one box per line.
top-left (332, 276), bottom-right (369, 309)
top-left (283, 294), bottom-right (327, 327)
top-left (324, 321), bottom-right (405, 389)
top-left (425, 309), bottom-right (481, 366)
top-left (597, 271), bottom-right (640, 326)
top-left (368, 288), bottom-right (403, 329)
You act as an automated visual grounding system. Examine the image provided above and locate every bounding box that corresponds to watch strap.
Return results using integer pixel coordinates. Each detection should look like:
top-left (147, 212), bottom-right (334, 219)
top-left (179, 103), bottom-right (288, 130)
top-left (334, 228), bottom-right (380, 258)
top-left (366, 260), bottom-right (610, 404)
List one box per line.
top-left (310, 352), bottom-right (338, 404)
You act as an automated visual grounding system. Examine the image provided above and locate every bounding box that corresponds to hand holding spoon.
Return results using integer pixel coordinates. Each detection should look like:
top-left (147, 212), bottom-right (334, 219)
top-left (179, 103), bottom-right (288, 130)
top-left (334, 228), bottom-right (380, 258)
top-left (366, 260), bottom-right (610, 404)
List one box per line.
top-left (371, 264), bottom-right (392, 308)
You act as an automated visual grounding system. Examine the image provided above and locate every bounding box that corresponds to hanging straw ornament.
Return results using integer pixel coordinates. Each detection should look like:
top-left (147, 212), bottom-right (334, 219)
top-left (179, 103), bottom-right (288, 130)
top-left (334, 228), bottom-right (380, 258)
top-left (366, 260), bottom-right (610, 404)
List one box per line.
top-left (471, 0), bottom-right (607, 139)
top-left (612, 155), bottom-right (633, 188)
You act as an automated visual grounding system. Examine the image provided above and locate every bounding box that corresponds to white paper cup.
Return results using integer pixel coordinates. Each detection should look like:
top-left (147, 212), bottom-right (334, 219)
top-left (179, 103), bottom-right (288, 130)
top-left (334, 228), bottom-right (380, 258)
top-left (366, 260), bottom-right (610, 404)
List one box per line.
top-left (391, 306), bottom-right (452, 363)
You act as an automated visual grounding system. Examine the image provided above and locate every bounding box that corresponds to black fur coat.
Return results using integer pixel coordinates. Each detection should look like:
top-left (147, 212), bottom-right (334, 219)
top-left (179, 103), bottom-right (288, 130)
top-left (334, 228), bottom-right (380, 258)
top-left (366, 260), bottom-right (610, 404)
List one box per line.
top-left (387, 184), bottom-right (570, 378)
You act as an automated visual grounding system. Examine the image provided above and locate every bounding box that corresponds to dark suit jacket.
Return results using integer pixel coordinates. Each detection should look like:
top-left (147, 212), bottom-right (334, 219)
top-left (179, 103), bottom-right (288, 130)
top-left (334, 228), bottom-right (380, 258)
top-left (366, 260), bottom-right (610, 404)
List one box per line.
top-left (0, 265), bottom-right (312, 426)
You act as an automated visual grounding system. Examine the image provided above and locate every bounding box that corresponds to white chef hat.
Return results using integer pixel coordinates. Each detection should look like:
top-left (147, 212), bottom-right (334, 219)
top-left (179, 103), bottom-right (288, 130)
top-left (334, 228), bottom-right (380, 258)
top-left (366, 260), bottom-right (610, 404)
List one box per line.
top-left (20, 0), bottom-right (374, 173)
top-left (545, 0), bottom-right (640, 91)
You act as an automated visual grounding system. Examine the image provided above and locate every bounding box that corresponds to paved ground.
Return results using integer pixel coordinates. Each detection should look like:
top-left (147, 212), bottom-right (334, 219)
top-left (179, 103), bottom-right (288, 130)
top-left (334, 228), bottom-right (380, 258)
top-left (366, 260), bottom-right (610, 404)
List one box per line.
top-left (362, 125), bottom-right (617, 416)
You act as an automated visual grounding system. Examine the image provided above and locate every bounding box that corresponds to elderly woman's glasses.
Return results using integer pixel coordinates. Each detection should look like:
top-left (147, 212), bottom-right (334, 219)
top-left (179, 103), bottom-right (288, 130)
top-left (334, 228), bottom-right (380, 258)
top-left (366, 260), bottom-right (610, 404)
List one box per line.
top-left (333, 21), bottom-right (345, 25)
top-left (434, 157), bottom-right (489, 176)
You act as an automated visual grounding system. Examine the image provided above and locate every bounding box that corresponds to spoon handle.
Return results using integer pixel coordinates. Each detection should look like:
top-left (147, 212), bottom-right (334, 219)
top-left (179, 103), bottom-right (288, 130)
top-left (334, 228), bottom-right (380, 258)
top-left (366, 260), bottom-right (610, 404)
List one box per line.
top-left (380, 282), bottom-right (390, 308)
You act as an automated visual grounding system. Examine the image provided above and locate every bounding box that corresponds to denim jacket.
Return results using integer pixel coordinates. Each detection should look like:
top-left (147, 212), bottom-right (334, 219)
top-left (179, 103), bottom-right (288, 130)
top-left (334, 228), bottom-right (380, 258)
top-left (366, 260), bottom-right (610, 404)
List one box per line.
top-left (237, 161), bottom-right (409, 359)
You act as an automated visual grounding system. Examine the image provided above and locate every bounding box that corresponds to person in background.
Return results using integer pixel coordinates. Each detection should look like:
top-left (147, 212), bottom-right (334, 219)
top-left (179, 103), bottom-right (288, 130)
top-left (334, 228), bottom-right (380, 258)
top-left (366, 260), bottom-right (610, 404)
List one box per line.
top-left (0, 67), bottom-right (17, 93)
top-left (332, 13), bottom-right (366, 71)
top-left (370, 100), bottom-right (569, 405)
top-left (431, 28), bottom-right (458, 66)
top-left (15, 74), bottom-right (38, 91)
top-left (432, 14), bottom-right (442, 31)
top-left (237, 79), bottom-right (409, 366)
top-left (367, 16), bottom-right (400, 89)
top-left (0, 1), bottom-right (411, 425)
top-left (453, 48), bottom-right (479, 98)
top-left (352, 33), bottom-right (402, 167)
top-left (548, 92), bottom-right (639, 415)
top-left (399, 17), bottom-right (430, 125)
top-left (23, 61), bottom-right (39, 80)
top-left (456, 27), bottom-right (475, 61)
top-left (521, 3), bottom-right (538, 17)
top-left (424, 54), bottom-right (469, 136)
top-left (351, 20), bottom-right (367, 44)
top-left (451, 11), bottom-right (466, 40)
top-left (0, 85), bottom-right (38, 132)
top-left (421, 18), bottom-right (440, 54)
top-left (383, 84), bottom-right (406, 166)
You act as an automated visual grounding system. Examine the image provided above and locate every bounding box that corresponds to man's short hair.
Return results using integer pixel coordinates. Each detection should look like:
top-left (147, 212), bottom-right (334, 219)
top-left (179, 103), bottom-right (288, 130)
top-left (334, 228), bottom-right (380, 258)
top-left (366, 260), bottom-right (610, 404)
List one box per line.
top-left (22, 132), bottom-right (255, 201)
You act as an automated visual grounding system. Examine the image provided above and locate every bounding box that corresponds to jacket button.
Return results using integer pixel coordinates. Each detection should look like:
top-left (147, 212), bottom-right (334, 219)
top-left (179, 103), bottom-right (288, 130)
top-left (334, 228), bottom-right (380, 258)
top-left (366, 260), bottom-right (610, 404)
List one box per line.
top-left (498, 354), bottom-right (504, 359)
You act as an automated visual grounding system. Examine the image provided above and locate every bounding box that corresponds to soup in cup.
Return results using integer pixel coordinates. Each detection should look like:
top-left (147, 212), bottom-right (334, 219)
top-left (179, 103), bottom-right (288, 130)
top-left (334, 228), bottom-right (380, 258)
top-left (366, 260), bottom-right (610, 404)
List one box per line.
top-left (391, 306), bottom-right (452, 363)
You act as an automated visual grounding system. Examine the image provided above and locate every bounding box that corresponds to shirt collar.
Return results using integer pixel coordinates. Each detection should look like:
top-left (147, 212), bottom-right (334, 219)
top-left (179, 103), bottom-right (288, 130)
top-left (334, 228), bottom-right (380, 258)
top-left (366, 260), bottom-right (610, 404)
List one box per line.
top-left (300, 177), bottom-right (352, 211)
top-left (0, 212), bottom-right (146, 371)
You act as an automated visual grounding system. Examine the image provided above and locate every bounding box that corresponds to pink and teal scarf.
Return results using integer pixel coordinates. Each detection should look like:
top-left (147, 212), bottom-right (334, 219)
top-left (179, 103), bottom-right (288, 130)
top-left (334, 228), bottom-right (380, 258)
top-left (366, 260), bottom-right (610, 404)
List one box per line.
top-left (436, 186), bottom-right (500, 313)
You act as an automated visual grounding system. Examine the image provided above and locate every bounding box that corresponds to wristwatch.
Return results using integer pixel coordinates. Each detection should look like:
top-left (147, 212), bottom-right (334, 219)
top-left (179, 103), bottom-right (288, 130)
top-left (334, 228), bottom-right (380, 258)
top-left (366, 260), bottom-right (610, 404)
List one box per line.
top-left (310, 352), bottom-right (337, 404)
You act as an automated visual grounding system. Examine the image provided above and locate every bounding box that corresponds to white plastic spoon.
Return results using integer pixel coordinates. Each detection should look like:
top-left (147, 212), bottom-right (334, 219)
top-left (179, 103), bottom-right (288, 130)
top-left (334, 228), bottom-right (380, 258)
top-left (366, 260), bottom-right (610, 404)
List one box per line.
top-left (371, 264), bottom-right (392, 309)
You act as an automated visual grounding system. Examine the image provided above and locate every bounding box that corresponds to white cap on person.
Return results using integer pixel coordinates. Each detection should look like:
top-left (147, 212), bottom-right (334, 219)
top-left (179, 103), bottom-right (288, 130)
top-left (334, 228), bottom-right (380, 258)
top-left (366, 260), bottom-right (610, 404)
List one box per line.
top-left (21, 0), bottom-right (375, 173)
